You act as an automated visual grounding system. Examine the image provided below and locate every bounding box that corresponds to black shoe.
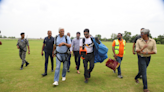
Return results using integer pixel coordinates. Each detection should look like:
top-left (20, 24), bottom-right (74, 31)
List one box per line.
top-left (67, 70), bottom-right (70, 72)
top-left (20, 65), bottom-right (23, 70)
top-left (42, 73), bottom-right (47, 77)
top-left (25, 62), bottom-right (29, 67)
top-left (84, 78), bottom-right (88, 83)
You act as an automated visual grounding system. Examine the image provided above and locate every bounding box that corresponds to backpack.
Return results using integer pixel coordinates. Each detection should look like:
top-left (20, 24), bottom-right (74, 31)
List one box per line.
top-left (83, 37), bottom-right (108, 63)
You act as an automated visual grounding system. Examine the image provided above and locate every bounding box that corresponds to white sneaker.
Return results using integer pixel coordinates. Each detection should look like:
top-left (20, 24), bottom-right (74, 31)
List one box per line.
top-left (53, 81), bottom-right (58, 86)
top-left (62, 77), bottom-right (66, 81)
top-left (118, 75), bottom-right (123, 79)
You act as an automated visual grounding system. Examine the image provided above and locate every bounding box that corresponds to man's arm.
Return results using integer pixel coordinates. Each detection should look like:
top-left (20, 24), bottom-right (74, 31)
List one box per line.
top-left (112, 46), bottom-right (117, 59)
top-left (112, 41), bottom-right (117, 59)
top-left (58, 36), bottom-right (71, 48)
top-left (28, 46), bottom-right (30, 54)
top-left (17, 39), bottom-right (20, 49)
top-left (136, 40), bottom-right (147, 53)
top-left (141, 40), bottom-right (157, 55)
top-left (41, 43), bottom-right (45, 55)
top-left (64, 43), bottom-right (71, 48)
top-left (70, 39), bottom-right (74, 51)
top-left (112, 46), bottom-right (115, 55)
top-left (52, 45), bottom-right (56, 57)
top-left (26, 40), bottom-right (30, 54)
top-left (132, 43), bottom-right (136, 54)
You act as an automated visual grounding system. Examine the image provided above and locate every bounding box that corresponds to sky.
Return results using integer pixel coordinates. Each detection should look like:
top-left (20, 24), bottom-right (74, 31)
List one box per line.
top-left (0, 0), bottom-right (164, 38)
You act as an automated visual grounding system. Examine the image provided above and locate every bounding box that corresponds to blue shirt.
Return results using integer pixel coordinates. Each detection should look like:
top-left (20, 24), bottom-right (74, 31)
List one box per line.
top-left (54, 35), bottom-right (71, 53)
top-left (43, 36), bottom-right (54, 52)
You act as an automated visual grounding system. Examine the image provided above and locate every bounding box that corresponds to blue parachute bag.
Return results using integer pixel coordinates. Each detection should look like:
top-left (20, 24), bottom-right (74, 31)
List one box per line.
top-left (91, 37), bottom-right (108, 63)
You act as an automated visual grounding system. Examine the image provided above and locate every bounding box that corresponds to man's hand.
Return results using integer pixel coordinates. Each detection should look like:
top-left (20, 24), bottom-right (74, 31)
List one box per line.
top-left (141, 52), bottom-right (146, 55)
top-left (133, 51), bottom-right (136, 55)
top-left (58, 42), bottom-right (65, 47)
top-left (73, 52), bottom-right (75, 56)
top-left (143, 44), bottom-right (148, 49)
top-left (70, 51), bottom-right (72, 54)
top-left (17, 46), bottom-right (19, 49)
top-left (52, 54), bottom-right (56, 57)
top-left (114, 54), bottom-right (117, 59)
top-left (28, 51), bottom-right (30, 54)
top-left (41, 51), bottom-right (43, 56)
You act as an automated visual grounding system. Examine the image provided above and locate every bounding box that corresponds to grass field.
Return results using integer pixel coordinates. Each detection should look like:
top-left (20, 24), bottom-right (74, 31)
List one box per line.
top-left (0, 39), bottom-right (164, 92)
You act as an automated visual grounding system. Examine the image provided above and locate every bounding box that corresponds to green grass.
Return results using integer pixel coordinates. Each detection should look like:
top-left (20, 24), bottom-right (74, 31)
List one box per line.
top-left (0, 39), bottom-right (164, 92)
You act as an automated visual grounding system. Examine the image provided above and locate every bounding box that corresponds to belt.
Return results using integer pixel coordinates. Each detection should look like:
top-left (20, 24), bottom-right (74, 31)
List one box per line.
top-left (87, 52), bottom-right (94, 54)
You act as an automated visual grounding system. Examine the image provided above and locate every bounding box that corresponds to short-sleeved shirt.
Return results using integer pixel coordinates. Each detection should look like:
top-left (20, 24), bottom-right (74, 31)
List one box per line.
top-left (136, 38), bottom-right (157, 57)
top-left (112, 39), bottom-right (126, 57)
top-left (17, 38), bottom-right (29, 52)
top-left (134, 35), bottom-right (141, 43)
top-left (54, 35), bottom-right (71, 53)
top-left (79, 37), bottom-right (93, 53)
top-left (43, 36), bottom-right (54, 52)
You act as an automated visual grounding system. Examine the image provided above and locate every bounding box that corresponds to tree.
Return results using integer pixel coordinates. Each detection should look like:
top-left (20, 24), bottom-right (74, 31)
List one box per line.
top-left (123, 31), bottom-right (131, 42)
top-left (95, 34), bottom-right (101, 40)
top-left (130, 34), bottom-right (139, 43)
top-left (157, 34), bottom-right (164, 44)
top-left (149, 33), bottom-right (152, 38)
top-left (8, 36), bottom-right (16, 39)
top-left (0, 35), bottom-right (2, 38)
top-left (102, 37), bottom-right (107, 41)
top-left (71, 37), bottom-right (74, 40)
top-left (3, 36), bottom-right (7, 38)
top-left (111, 33), bottom-right (117, 41)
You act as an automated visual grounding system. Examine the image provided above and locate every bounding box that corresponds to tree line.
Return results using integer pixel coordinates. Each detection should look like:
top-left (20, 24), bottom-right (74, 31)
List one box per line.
top-left (0, 35), bottom-right (16, 39)
top-left (95, 31), bottom-right (164, 44)
top-left (1, 31), bottom-right (164, 44)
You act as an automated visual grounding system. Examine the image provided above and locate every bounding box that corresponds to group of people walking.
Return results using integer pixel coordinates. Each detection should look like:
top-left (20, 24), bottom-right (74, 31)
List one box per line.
top-left (16, 28), bottom-right (157, 92)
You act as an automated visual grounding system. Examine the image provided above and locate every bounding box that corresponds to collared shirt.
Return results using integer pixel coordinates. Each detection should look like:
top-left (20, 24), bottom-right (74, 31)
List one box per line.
top-left (17, 38), bottom-right (29, 52)
top-left (112, 39), bottom-right (126, 57)
top-left (54, 35), bottom-right (71, 53)
top-left (136, 38), bottom-right (157, 57)
top-left (79, 37), bottom-right (93, 53)
top-left (43, 36), bottom-right (54, 52)
top-left (71, 38), bottom-right (81, 51)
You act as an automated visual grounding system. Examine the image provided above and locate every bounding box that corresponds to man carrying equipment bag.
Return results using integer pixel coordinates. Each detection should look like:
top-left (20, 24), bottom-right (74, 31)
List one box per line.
top-left (79, 29), bottom-right (94, 83)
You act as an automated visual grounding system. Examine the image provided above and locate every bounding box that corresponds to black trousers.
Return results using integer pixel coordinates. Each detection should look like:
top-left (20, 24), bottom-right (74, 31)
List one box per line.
top-left (45, 52), bottom-right (54, 73)
top-left (74, 51), bottom-right (81, 70)
top-left (83, 53), bottom-right (94, 78)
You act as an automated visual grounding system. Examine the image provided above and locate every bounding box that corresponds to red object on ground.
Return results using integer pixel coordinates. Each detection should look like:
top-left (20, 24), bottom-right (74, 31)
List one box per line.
top-left (106, 58), bottom-right (120, 71)
top-left (0, 41), bottom-right (2, 45)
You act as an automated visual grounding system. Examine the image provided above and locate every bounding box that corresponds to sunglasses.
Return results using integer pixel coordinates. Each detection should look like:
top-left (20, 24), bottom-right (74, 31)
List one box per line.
top-left (84, 34), bottom-right (89, 35)
top-left (141, 33), bottom-right (144, 36)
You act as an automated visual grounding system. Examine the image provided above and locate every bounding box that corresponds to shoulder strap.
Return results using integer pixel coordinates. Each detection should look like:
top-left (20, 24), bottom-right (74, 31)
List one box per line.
top-left (65, 35), bottom-right (67, 43)
top-left (55, 35), bottom-right (58, 45)
top-left (90, 37), bottom-right (93, 43)
top-left (82, 38), bottom-right (85, 49)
